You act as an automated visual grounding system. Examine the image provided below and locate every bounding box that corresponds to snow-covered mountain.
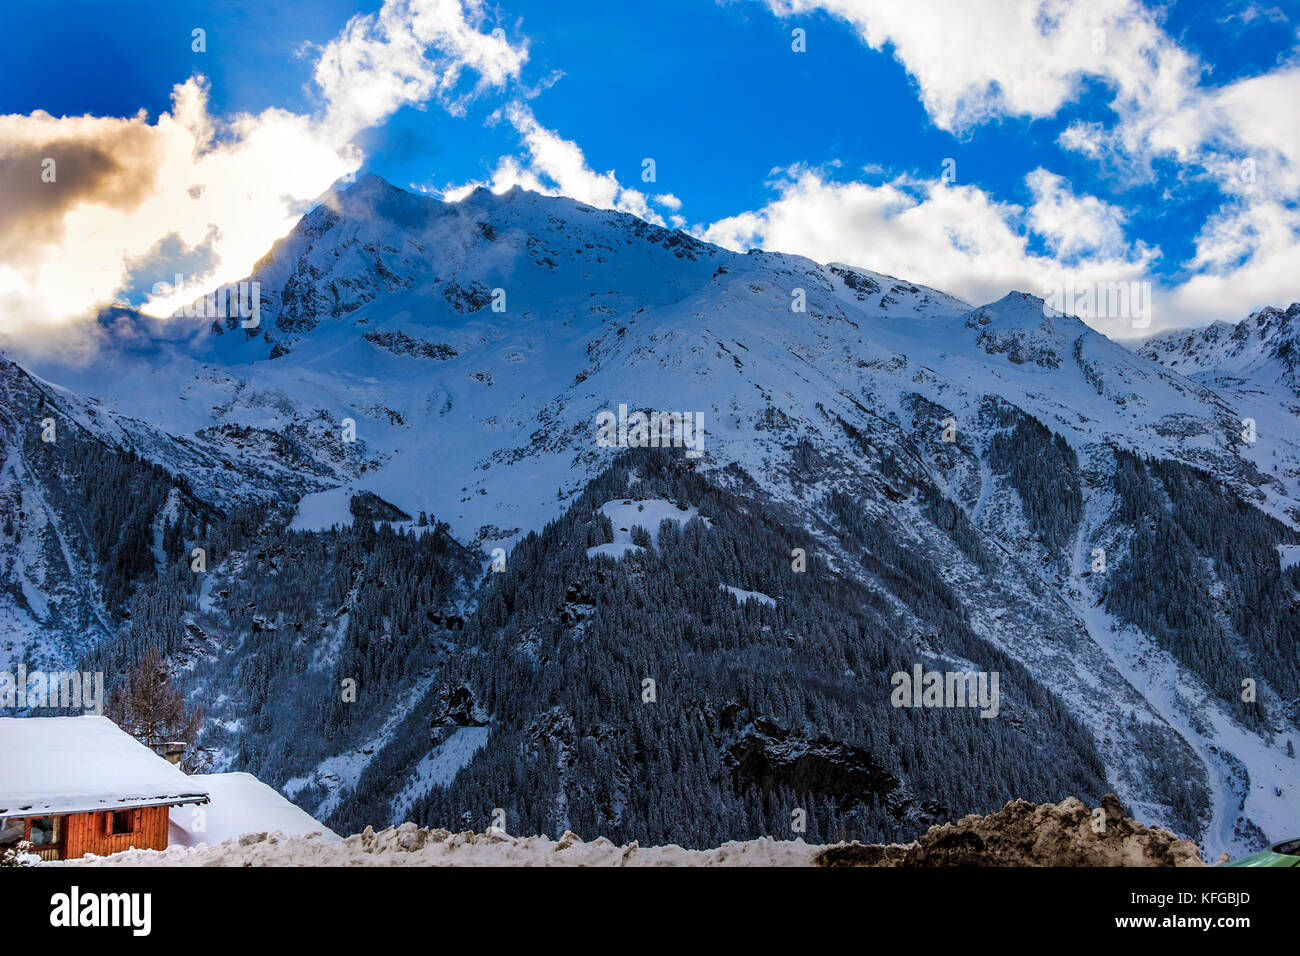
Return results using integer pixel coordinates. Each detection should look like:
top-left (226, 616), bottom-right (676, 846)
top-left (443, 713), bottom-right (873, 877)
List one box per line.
top-left (1138, 303), bottom-right (1300, 401)
top-left (1, 175), bottom-right (1296, 858)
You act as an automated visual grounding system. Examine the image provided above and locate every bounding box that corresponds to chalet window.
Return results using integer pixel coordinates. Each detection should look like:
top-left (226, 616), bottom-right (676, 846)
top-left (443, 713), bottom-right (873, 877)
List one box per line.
top-left (27, 816), bottom-right (60, 846)
top-left (109, 810), bottom-right (136, 835)
top-left (0, 817), bottom-right (23, 846)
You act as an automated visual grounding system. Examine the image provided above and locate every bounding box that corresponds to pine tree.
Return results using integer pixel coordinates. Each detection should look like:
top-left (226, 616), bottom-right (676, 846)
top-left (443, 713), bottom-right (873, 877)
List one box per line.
top-left (106, 646), bottom-right (208, 772)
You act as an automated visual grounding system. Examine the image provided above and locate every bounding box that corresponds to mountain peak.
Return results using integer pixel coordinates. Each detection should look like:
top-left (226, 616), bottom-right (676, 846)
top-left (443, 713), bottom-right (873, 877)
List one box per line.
top-left (332, 171), bottom-right (402, 199)
top-left (1246, 301), bottom-right (1300, 334)
top-left (964, 290), bottom-right (1084, 332)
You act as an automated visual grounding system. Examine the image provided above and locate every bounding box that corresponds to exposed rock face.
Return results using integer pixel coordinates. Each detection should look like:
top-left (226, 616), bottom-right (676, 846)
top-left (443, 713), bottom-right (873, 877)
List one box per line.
top-left (441, 279), bottom-right (493, 313)
top-left (829, 264), bottom-right (882, 300)
top-left (362, 329), bottom-right (457, 360)
top-left (348, 491), bottom-right (412, 523)
top-left (815, 795), bottom-right (1204, 867)
top-left (725, 718), bottom-right (901, 813)
top-left (431, 685), bottom-right (488, 731)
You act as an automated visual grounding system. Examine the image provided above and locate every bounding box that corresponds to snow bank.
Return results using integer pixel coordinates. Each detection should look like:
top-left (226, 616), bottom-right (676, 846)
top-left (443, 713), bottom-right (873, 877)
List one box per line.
top-left (63, 824), bottom-right (822, 867)
top-left (59, 795), bottom-right (1203, 868)
top-left (168, 772), bottom-right (339, 848)
top-left (819, 795), bottom-right (1204, 867)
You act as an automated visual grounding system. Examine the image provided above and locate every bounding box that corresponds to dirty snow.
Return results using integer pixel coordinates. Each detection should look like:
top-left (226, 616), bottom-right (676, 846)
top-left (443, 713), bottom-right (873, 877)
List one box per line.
top-left (62, 824), bottom-right (824, 867)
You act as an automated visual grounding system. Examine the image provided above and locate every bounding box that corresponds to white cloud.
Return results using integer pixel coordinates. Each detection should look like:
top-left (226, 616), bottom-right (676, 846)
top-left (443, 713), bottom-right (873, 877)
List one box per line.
top-left (313, 0), bottom-right (526, 136)
top-left (761, 0), bottom-right (1276, 189)
top-left (697, 164), bottom-right (1166, 329)
top-left (0, 78), bottom-right (359, 331)
top-left (1168, 199), bottom-right (1300, 325)
top-left (448, 102), bottom-right (666, 224)
top-left (1199, 66), bottom-right (1300, 201)
top-left (1104, 65), bottom-right (1300, 325)
top-left (761, 0), bottom-right (1200, 135)
top-left (1025, 168), bottom-right (1131, 262)
top-left (0, 0), bottom-right (526, 332)
top-left (1217, 4), bottom-right (1289, 29)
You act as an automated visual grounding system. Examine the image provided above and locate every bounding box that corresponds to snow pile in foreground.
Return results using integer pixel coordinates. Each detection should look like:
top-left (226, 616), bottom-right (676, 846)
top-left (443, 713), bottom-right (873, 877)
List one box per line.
top-left (61, 824), bottom-right (821, 867)
top-left (820, 795), bottom-right (1205, 867)
top-left (57, 795), bottom-right (1205, 867)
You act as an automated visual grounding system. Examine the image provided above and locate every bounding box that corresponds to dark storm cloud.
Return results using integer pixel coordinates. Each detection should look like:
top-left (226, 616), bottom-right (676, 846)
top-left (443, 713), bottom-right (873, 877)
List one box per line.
top-left (0, 121), bottom-right (162, 264)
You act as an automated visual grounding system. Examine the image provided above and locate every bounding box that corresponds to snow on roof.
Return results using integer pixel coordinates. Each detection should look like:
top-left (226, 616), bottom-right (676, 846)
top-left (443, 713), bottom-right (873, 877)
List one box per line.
top-left (0, 716), bottom-right (209, 816)
top-left (168, 772), bottom-right (339, 847)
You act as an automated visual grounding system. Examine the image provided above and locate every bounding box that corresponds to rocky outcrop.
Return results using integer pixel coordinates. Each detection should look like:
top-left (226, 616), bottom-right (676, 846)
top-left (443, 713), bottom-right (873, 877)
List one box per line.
top-left (362, 329), bottom-right (457, 360)
top-left (348, 491), bottom-right (412, 523)
top-left (724, 718), bottom-right (901, 813)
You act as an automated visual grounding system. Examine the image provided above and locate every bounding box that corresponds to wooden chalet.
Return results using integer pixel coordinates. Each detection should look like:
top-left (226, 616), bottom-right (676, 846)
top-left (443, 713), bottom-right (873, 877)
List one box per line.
top-left (0, 716), bottom-right (209, 861)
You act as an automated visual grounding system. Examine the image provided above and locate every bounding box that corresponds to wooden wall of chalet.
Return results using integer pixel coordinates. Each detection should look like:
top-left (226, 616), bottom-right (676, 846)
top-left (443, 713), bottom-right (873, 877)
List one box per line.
top-left (62, 806), bottom-right (171, 859)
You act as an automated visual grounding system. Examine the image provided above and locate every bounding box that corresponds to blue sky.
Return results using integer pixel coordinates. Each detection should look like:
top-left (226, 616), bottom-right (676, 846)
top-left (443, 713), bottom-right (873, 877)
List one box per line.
top-left (1, 0), bottom-right (1298, 336)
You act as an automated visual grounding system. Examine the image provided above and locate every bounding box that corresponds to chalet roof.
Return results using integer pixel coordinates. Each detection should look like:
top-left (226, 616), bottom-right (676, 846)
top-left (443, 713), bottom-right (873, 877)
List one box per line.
top-left (0, 716), bottom-right (209, 816)
top-left (168, 772), bottom-right (340, 847)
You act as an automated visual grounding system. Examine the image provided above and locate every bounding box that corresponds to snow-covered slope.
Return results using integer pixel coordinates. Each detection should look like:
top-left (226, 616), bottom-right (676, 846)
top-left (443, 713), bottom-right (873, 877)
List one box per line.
top-left (6, 177), bottom-right (974, 545)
